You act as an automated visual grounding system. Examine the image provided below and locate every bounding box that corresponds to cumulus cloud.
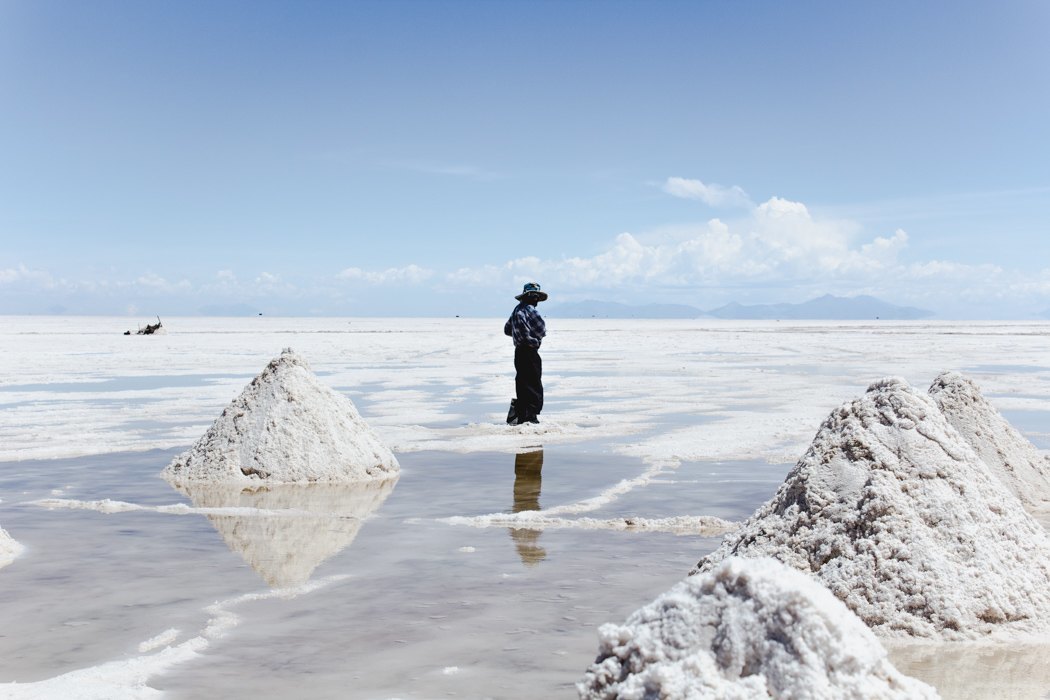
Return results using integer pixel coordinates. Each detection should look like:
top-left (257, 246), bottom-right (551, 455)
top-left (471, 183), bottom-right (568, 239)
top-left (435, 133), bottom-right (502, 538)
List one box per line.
top-left (524, 196), bottom-right (900, 287)
top-left (861, 229), bottom-right (909, 262)
top-left (440, 194), bottom-right (988, 314)
top-left (3, 187), bottom-right (1044, 318)
top-left (338, 264), bottom-right (433, 285)
top-left (663, 177), bottom-right (752, 208)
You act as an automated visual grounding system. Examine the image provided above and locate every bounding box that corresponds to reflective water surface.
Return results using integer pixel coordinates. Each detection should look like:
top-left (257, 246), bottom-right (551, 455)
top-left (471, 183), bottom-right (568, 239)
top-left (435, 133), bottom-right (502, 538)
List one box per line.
top-left (0, 448), bottom-right (756, 699)
top-left (4, 446), bottom-right (1047, 698)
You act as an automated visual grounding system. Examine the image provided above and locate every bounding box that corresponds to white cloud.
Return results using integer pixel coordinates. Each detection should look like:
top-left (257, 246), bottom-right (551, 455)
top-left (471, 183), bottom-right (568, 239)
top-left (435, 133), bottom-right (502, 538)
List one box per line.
top-left (662, 177), bottom-right (752, 208)
top-left (2, 189), bottom-right (1044, 318)
top-left (252, 272), bottom-right (298, 294)
top-left (132, 274), bottom-right (192, 292)
top-left (446, 264), bottom-right (506, 286)
top-left (444, 195), bottom-right (923, 297)
top-left (0, 264), bottom-right (55, 287)
top-left (861, 229), bottom-right (909, 262)
top-left (135, 273), bottom-right (169, 288)
top-left (338, 264), bottom-right (433, 285)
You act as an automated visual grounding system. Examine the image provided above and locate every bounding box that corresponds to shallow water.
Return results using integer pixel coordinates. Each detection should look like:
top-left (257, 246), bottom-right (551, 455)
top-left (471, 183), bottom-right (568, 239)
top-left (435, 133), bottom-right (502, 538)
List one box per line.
top-left (0, 447), bottom-right (773, 699)
top-left (3, 317), bottom-right (1050, 698)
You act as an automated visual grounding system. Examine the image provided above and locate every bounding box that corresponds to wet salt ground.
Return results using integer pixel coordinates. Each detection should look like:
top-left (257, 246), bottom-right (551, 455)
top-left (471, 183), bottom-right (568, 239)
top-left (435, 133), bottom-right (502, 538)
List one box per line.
top-left (0, 446), bottom-right (784, 699)
top-left (4, 318), bottom-right (1050, 698)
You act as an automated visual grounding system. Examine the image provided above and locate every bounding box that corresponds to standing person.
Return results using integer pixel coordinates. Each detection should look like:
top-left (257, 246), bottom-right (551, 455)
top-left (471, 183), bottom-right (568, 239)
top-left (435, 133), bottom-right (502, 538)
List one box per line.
top-left (504, 282), bottom-right (547, 424)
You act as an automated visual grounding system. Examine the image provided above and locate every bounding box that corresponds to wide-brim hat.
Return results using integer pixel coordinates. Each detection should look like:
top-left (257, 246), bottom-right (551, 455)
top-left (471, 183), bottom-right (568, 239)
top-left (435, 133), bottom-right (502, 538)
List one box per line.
top-left (515, 282), bottom-right (548, 302)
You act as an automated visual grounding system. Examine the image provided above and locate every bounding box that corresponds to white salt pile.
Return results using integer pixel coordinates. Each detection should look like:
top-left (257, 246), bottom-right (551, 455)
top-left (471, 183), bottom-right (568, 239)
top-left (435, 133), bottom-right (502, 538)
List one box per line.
top-left (579, 557), bottom-right (939, 700)
top-left (163, 349), bottom-right (399, 484)
top-left (1, 525), bottom-right (23, 570)
top-left (928, 370), bottom-right (1050, 513)
top-left (694, 377), bottom-right (1050, 640)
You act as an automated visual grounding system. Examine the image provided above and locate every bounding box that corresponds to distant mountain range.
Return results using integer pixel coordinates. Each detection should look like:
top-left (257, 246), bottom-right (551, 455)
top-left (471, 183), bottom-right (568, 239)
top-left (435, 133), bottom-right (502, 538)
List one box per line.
top-left (548, 294), bottom-right (934, 320)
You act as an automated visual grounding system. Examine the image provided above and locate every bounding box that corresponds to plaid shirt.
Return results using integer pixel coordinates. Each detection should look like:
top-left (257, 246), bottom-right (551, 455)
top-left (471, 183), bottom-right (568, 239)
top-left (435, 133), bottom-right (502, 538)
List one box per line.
top-left (504, 302), bottom-right (546, 348)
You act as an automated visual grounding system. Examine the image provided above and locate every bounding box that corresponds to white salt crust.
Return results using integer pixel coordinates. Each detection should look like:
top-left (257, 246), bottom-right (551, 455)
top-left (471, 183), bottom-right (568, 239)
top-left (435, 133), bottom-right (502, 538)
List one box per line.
top-left (440, 513), bottom-right (737, 536)
top-left (0, 525), bottom-right (23, 570)
top-left (162, 349), bottom-right (399, 484)
top-left (578, 557), bottom-right (939, 700)
top-left (694, 377), bottom-right (1050, 640)
top-left (929, 370), bottom-right (1050, 513)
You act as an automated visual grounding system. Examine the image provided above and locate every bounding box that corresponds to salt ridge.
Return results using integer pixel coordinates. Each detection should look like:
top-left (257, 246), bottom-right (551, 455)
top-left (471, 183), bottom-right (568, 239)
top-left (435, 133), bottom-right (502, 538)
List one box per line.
top-left (0, 575), bottom-right (350, 699)
top-left (162, 349), bottom-right (399, 484)
top-left (579, 557), bottom-right (939, 699)
top-left (694, 377), bottom-right (1050, 640)
top-left (440, 513), bottom-right (737, 536)
top-left (30, 497), bottom-right (357, 519)
top-left (929, 370), bottom-right (1050, 512)
top-left (0, 525), bottom-right (22, 570)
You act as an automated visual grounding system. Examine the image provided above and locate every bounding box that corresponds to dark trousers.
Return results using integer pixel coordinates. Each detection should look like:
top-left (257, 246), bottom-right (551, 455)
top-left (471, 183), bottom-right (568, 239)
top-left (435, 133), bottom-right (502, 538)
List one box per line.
top-left (514, 345), bottom-right (543, 420)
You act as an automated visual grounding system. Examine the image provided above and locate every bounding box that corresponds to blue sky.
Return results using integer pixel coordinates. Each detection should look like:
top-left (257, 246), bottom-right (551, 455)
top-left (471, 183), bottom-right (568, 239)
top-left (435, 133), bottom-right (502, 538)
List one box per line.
top-left (2, 0), bottom-right (1048, 318)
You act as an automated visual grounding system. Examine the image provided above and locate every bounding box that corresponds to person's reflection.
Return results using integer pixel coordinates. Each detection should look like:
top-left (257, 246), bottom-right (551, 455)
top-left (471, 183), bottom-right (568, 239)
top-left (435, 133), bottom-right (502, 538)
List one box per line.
top-left (510, 449), bottom-right (546, 566)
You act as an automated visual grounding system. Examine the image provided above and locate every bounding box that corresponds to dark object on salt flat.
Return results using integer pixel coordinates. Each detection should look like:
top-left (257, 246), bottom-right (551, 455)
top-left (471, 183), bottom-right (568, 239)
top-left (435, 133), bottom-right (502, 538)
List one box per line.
top-left (124, 317), bottom-right (163, 335)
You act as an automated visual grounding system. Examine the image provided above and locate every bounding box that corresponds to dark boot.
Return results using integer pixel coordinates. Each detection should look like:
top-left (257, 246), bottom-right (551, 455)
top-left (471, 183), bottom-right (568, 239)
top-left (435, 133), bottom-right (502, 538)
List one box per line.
top-left (506, 399), bottom-right (519, 425)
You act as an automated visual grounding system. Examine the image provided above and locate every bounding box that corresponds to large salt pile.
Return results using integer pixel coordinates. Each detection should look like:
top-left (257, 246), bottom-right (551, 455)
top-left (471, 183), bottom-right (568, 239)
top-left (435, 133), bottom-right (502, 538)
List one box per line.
top-left (1, 525), bottom-right (22, 570)
top-left (579, 557), bottom-right (939, 700)
top-left (694, 377), bottom-right (1050, 640)
top-left (928, 370), bottom-right (1050, 513)
top-left (163, 349), bottom-right (399, 484)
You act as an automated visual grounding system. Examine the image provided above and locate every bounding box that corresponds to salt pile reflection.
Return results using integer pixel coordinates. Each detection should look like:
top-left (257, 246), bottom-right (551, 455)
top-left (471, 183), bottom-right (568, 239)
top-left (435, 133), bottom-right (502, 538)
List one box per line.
top-left (168, 478), bottom-right (398, 588)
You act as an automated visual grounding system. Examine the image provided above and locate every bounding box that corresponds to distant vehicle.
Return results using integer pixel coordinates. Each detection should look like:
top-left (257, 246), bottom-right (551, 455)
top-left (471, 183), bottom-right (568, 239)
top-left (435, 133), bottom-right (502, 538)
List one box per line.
top-left (124, 316), bottom-right (164, 335)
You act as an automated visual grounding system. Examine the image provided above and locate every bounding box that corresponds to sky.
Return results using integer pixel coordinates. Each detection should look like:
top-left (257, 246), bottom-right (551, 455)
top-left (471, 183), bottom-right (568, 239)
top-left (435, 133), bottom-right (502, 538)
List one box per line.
top-left (1, 0), bottom-right (1049, 318)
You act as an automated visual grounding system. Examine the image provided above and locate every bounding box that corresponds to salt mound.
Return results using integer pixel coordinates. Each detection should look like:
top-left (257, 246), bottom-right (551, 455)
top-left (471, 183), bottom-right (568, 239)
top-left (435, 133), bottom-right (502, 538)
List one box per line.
top-left (1, 525), bottom-right (23, 570)
top-left (928, 371), bottom-right (1050, 512)
top-left (162, 349), bottom-right (399, 484)
top-left (579, 557), bottom-right (939, 700)
top-left (694, 377), bottom-right (1050, 640)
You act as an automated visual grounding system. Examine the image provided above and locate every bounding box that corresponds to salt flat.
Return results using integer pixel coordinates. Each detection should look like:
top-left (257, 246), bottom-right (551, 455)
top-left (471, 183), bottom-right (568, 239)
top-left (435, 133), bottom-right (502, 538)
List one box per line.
top-left (0, 316), bottom-right (1048, 699)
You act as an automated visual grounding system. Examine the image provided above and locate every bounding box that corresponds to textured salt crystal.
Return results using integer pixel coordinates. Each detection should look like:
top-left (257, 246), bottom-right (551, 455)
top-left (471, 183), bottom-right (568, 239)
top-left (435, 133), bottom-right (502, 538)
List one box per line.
top-left (579, 557), bottom-right (939, 700)
top-left (162, 349), bottom-right (399, 484)
top-left (694, 377), bottom-right (1050, 640)
top-left (1, 525), bottom-right (22, 570)
top-left (928, 371), bottom-right (1050, 512)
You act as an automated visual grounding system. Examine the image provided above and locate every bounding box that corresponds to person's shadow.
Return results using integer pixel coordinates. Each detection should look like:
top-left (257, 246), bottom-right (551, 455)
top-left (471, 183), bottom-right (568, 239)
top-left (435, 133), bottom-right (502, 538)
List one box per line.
top-left (510, 449), bottom-right (546, 566)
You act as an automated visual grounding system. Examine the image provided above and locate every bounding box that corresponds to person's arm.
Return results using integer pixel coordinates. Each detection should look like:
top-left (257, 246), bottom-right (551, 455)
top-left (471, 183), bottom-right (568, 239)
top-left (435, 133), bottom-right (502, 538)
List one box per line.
top-left (504, 314), bottom-right (513, 336)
